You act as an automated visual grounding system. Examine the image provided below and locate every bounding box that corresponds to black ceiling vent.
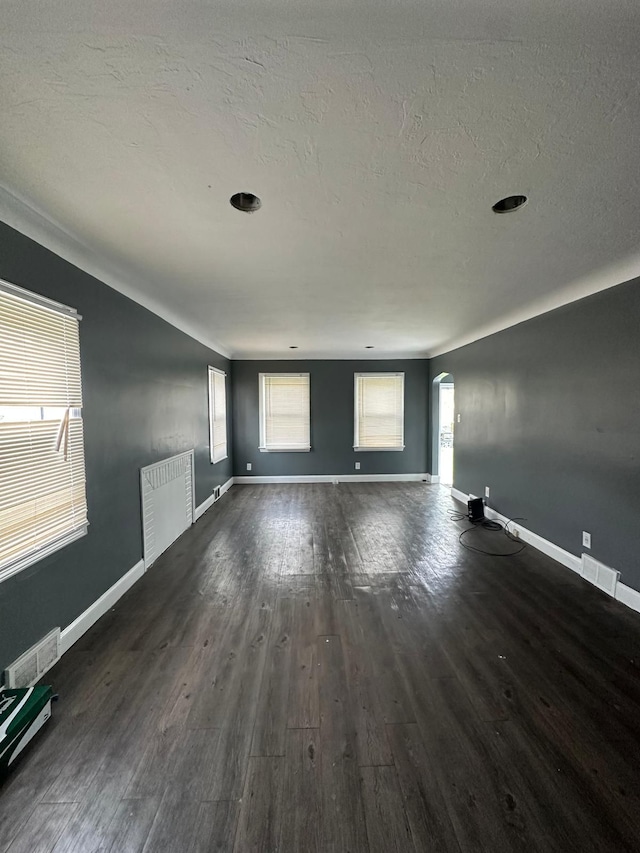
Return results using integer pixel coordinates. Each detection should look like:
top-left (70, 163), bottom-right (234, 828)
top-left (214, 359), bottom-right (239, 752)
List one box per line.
top-left (230, 192), bottom-right (262, 213)
top-left (492, 195), bottom-right (527, 213)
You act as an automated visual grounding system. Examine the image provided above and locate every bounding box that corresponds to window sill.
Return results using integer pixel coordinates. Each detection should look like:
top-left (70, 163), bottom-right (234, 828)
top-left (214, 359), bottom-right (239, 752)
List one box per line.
top-left (211, 454), bottom-right (229, 464)
top-left (259, 446), bottom-right (311, 453)
top-left (353, 446), bottom-right (405, 452)
top-left (0, 525), bottom-right (89, 585)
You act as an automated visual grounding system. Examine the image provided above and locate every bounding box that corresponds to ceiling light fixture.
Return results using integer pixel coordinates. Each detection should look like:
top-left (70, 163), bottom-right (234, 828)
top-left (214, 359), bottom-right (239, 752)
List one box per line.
top-left (492, 195), bottom-right (527, 213)
top-left (230, 192), bottom-right (262, 213)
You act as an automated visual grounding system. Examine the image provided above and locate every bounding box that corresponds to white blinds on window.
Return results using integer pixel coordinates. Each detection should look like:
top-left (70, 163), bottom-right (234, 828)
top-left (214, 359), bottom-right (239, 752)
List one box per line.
top-left (354, 373), bottom-right (405, 450)
top-left (0, 286), bottom-right (83, 407)
top-left (260, 374), bottom-right (310, 451)
top-left (208, 367), bottom-right (228, 463)
top-left (0, 282), bottom-right (88, 580)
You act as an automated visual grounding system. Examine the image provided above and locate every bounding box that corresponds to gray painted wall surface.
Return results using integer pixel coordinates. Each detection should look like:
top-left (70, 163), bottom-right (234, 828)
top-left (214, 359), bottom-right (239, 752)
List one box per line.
top-left (430, 277), bottom-right (640, 593)
top-left (0, 223), bottom-right (231, 673)
top-left (232, 360), bottom-right (429, 477)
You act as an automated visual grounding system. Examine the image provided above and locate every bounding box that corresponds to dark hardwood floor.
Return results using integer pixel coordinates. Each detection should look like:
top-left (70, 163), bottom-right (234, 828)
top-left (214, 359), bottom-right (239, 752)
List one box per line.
top-left (2, 483), bottom-right (640, 852)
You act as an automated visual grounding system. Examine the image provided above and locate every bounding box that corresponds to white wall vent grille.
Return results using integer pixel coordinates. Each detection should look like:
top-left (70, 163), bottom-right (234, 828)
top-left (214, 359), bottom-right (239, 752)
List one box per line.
top-left (141, 450), bottom-right (194, 568)
top-left (4, 628), bottom-right (61, 688)
top-left (581, 554), bottom-right (619, 597)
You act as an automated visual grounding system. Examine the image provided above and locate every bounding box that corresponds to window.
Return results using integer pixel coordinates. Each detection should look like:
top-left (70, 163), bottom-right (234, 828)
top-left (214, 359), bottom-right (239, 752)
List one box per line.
top-left (0, 280), bottom-right (88, 582)
top-left (354, 372), bottom-right (405, 451)
top-left (208, 366), bottom-right (228, 464)
top-left (259, 373), bottom-right (310, 452)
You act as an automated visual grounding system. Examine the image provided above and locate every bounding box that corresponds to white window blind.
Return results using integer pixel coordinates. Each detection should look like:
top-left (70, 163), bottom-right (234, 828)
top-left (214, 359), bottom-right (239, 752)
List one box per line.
top-left (0, 280), bottom-right (88, 582)
top-left (208, 366), bottom-right (228, 464)
top-left (259, 373), bottom-right (310, 452)
top-left (354, 372), bottom-right (405, 451)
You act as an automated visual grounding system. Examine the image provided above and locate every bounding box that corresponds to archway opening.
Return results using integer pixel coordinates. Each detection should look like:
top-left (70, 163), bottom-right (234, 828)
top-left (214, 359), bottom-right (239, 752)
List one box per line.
top-left (432, 373), bottom-right (455, 487)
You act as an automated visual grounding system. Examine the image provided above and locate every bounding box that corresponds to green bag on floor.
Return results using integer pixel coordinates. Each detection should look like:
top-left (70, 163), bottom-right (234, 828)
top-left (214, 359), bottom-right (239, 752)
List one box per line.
top-left (0, 686), bottom-right (53, 774)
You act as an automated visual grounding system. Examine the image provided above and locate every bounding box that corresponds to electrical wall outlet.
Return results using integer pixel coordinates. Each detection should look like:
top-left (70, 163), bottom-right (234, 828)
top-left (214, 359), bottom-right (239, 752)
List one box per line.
top-left (355, 462), bottom-right (361, 470)
top-left (246, 462), bottom-right (252, 471)
top-left (457, 413), bottom-right (461, 423)
top-left (582, 531), bottom-right (591, 548)
top-left (484, 486), bottom-right (490, 498)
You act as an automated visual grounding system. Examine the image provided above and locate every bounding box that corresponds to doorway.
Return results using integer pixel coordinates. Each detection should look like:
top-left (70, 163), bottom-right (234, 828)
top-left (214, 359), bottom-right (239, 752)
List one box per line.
top-left (432, 373), bottom-right (454, 486)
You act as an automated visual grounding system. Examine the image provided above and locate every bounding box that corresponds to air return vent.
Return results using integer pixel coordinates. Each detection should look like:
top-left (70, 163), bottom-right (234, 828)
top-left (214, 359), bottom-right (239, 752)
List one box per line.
top-left (581, 554), bottom-right (619, 597)
top-left (141, 450), bottom-right (194, 568)
top-left (4, 628), bottom-right (61, 688)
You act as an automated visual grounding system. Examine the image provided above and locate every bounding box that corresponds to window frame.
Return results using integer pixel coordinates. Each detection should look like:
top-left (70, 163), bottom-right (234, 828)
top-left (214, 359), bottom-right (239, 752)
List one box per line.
top-left (353, 371), bottom-right (406, 452)
top-left (0, 278), bottom-right (88, 584)
top-left (208, 366), bottom-right (228, 464)
top-left (259, 372), bottom-right (311, 452)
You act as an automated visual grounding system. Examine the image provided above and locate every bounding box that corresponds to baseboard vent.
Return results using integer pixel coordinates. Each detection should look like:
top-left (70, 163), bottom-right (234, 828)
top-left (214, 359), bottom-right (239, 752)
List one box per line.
top-left (214, 485), bottom-right (221, 501)
top-left (4, 628), bottom-right (61, 688)
top-left (581, 554), bottom-right (619, 597)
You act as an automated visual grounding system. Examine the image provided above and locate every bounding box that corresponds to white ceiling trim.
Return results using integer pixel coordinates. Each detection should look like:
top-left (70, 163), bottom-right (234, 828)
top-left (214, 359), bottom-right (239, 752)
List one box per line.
top-left (3, 178), bottom-right (635, 363)
top-left (427, 253), bottom-right (640, 358)
top-left (236, 352), bottom-right (427, 361)
top-left (2, 11), bottom-right (639, 362)
top-left (1, 178), bottom-right (444, 363)
top-left (0, 184), bottom-right (231, 359)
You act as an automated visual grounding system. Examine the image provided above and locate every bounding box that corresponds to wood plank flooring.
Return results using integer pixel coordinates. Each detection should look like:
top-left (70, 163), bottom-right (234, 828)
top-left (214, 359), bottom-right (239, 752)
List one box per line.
top-left (2, 482), bottom-right (640, 852)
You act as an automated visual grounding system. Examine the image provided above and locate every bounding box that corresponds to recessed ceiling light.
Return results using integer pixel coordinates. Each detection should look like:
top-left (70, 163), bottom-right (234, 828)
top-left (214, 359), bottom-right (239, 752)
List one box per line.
top-left (492, 195), bottom-right (527, 213)
top-left (230, 192), bottom-right (262, 213)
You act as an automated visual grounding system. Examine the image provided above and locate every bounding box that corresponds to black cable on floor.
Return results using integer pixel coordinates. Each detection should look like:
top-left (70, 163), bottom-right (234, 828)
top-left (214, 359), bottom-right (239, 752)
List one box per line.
top-left (447, 508), bottom-right (468, 522)
top-left (449, 508), bottom-right (528, 556)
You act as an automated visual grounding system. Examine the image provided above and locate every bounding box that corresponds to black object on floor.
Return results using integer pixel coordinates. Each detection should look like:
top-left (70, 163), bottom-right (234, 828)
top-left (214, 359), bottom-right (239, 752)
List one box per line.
top-left (467, 496), bottom-right (485, 521)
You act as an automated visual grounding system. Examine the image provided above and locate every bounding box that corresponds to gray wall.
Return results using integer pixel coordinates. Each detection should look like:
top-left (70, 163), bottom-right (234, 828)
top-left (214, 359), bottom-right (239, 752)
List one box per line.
top-left (430, 277), bottom-right (640, 593)
top-left (0, 222), bottom-right (231, 673)
top-left (232, 360), bottom-right (429, 477)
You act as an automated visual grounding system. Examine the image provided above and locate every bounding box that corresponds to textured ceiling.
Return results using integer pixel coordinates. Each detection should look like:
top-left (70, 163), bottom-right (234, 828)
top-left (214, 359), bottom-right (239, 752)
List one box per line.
top-left (2, 1), bottom-right (640, 358)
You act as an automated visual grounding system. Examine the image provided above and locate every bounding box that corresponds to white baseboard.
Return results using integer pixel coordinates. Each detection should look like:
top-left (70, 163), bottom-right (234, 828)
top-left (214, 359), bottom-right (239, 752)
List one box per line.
top-left (60, 559), bottom-right (145, 655)
top-left (485, 504), bottom-right (582, 574)
top-left (233, 473), bottom-right (432, 485)
top-left (450, 487), bottom-right (581, 573)
top-left (428, 473), bottom-right (441, 484)
top-left (58, 473), bottom-right (234, 660)
top-left (53, 476), bottom-right (640, 669)
top-left (195, 492), bottom-right (216, 520)
top-left (615, 582), bottom-right (640, 615)
top-left (450, 487), bottom-right (640, 614)
top-left (220, 476), bottom-right (234, 496)
top-left (194, 476), bottom-right (234, 520)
